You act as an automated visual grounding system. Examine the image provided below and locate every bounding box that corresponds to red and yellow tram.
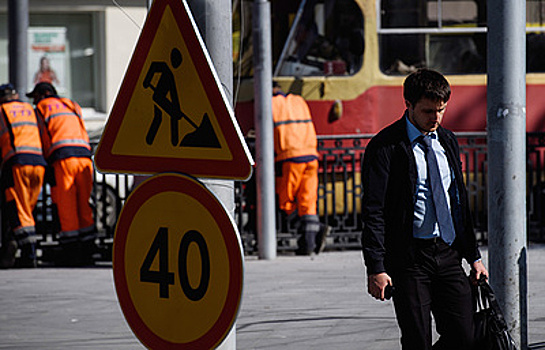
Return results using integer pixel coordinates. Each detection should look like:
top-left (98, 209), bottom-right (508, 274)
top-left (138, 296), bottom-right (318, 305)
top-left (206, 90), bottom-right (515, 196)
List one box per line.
top-left (233, 0), bottom-right (545, 135)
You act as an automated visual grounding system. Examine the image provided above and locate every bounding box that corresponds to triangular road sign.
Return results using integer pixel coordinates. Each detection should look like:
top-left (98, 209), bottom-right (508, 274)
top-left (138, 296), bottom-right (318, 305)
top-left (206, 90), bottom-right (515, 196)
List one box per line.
top-left (95, 0), bottom-right (253, 180)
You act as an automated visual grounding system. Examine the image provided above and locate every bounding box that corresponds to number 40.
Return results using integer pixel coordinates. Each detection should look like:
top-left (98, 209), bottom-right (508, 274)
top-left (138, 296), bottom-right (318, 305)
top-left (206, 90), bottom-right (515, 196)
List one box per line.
top-left (140, 227), bottom-right (211, 301)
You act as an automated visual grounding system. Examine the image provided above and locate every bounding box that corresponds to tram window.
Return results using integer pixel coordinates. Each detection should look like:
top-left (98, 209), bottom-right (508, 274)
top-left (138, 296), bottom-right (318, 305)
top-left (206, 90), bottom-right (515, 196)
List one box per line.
top-left (380, 0), bottom-right (485, 29)
top-left (233, 0), bottom-right (365, 79)
top-left (528, 33), bottom-right (545, 72)
top-left (379, 0), bottom-right (487, 75)
top-left (527, 0), bottom-right (545, 73)
top-left (275, 0), bottom-right (364, 76)
top-left (528, 0), bottom-right (545, 27)
top-left (380, 33), bottom-right (486, 75)
top-left (379, 0), bottom-right (545, 75)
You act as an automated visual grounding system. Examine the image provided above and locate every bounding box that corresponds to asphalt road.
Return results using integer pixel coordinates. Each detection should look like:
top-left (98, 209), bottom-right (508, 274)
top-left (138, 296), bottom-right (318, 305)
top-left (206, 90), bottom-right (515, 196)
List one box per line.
top-left (1, 246), bottom-right (544, 349)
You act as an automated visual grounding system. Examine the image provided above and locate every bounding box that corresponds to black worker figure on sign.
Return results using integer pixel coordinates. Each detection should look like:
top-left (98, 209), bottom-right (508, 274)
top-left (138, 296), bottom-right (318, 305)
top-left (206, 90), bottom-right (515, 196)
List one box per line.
top-left (142, 47), bottom-right (220, 148)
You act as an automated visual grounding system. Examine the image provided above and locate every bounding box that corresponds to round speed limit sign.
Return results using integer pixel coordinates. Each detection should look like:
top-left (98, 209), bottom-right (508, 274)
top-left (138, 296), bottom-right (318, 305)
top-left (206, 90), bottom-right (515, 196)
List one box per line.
top-left (113, 173), bottom-right (244, 349)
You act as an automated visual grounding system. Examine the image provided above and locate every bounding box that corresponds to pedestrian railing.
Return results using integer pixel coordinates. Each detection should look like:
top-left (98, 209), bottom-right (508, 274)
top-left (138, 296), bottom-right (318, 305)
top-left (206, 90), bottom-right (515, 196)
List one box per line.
top-left (33, 133), bottom-right (545, 260)
top-left (528, 132), bottom-right (545, 241)
top-left (237, 132), bottom-right (545, 254)
top-left (34, 148), bottom-right (134, 261)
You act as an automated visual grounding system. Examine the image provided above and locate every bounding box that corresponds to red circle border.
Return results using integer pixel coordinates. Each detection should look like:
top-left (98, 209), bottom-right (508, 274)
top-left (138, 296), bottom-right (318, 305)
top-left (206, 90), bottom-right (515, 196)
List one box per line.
top-left (113, 173), bottom-right (244, 349)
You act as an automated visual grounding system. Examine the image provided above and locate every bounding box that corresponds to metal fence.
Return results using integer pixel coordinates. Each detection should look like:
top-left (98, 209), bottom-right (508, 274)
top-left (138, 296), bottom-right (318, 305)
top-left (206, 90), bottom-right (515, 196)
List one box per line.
top-left (528, 132), bottom-right (545, 241)
top-left (33, 133), bottom-right (545, 259)
top-left (33, 166), bottom-right (133, 261)
top-left (237, 132), bottom-right (545, 254)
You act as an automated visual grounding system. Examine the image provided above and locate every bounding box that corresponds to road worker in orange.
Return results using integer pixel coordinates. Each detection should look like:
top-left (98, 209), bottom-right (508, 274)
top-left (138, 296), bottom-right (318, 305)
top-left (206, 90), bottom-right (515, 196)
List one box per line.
top-left (26, 82), bottom-right (96, 266)
top-left (272, 82), bottom-right (330, 256)
top-left (0, 84), bottom-right (47, 268)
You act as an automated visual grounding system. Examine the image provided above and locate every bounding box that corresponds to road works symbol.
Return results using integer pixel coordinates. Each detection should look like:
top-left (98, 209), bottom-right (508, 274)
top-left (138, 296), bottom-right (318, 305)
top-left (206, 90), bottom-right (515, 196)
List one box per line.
top-left (113, 173), bottom-right (244, 349)
top-left (143, 47), bottom-right (219, 149)
top-left (94, 0), bottom-right (253, 180)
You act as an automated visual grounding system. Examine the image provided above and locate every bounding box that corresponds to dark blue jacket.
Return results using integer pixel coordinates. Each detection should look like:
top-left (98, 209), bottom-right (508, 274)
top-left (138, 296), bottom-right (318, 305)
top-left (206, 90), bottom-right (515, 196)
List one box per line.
top-left (362, 116), bottom-right (481, 275)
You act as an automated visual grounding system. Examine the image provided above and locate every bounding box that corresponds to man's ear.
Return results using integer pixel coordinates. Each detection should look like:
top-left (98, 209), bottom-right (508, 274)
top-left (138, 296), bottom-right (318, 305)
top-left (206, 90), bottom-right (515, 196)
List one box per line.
top-left (405, 100), bottom-right (412, 109)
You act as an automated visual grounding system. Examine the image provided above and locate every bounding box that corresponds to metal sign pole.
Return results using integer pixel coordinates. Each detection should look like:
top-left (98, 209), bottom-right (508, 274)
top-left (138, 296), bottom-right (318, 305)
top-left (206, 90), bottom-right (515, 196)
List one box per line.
top-left (487, 0), bottom-right (528, 348)
top-left (253, 0), bottom-right (277, 260)
top-left (188, 0), bottom-right (237, 349)
top-left (8, 0), bottom-right (29, 97)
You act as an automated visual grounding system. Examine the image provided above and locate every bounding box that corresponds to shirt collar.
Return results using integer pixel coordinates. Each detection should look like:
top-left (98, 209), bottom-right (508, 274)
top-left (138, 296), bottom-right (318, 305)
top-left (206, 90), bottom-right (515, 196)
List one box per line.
top-left (405, 113), bottom-right (439, 144)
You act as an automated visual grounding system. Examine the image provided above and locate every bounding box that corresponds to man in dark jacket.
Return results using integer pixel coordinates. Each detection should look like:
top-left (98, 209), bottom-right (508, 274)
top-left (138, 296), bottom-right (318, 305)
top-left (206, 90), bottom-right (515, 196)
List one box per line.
top-left (362, 69), bottom-right (488, 349)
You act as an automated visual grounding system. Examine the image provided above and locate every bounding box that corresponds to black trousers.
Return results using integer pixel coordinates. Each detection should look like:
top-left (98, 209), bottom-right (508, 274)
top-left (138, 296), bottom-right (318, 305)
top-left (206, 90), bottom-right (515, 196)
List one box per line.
top-left (391, 239), bottom-right (474, 350)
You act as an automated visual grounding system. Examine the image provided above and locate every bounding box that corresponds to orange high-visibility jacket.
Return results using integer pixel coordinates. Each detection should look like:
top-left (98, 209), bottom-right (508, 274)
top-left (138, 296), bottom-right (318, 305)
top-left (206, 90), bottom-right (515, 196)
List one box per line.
top-left (35, 96), bottom-right (91, 161)
top-left (0, 100), bottom-right (46, 166)
top-left (272, 94), bottom-right (318, 162)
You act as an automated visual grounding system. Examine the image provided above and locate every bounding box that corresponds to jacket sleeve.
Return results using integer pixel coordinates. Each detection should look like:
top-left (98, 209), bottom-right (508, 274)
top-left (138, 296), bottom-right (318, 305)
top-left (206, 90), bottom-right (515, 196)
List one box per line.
top-left (362, 138), bottom-right (391, 275)
top-left (445, 131), bottom-right (482, 264)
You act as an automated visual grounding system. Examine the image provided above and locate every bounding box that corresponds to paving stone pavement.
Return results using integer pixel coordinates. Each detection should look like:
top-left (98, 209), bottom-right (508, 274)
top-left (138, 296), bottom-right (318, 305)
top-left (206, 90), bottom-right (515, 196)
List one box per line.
top-left (0, 245), bottom-right (544, 349)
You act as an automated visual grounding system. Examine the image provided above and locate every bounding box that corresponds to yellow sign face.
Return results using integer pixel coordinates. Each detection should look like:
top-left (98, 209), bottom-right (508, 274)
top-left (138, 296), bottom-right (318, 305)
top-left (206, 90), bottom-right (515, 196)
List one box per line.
top-left (112, 6), bottom-right (228, 160)
top-left (114, 173), bottom-right (244, 349)
top-left (95, 0), bottom-right (253, 180)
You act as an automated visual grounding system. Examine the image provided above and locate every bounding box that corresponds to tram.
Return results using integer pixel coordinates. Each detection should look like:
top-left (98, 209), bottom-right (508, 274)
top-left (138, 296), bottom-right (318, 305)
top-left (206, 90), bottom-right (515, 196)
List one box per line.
top-left (233, 0), bottom-right (545, 135)
top-left (231, 0), bottom-right (545, 251)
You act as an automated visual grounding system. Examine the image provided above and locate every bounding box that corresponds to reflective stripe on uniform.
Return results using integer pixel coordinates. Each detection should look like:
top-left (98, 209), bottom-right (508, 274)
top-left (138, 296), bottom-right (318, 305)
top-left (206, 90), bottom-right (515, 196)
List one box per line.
top-left (14, 146), bottom-right (43, 153)
top-left (50, 139), bottom-right (90, 148)
top-left (300, 214), bottom-right (321, 233)
top-left (79, 224), bottom-right (97, 242)
top-left (58, 229), bottom-right (80, 244)
top-left (45, 112), bottom-right (78, 123)
top-left (10, 121), bottom-right (38, 128)
top-left (13, 226), bottom-right (37, 245)
top-left (274, 119), bottom-right (313, 127)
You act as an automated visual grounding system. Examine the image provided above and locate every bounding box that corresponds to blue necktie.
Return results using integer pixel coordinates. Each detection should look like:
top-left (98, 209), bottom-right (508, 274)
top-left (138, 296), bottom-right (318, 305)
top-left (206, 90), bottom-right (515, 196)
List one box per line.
top-left (420, 135), bottom-right (456, 245)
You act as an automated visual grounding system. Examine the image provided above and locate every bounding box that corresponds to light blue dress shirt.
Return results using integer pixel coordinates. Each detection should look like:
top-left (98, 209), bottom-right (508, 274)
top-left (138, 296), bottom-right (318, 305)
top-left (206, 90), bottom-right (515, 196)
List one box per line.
top-left (406, 117), bottom-right (453, 240)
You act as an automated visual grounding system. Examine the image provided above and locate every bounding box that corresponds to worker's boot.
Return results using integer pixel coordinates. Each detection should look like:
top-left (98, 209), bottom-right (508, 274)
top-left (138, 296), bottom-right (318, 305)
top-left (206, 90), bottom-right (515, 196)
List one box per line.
top-left (17, 243), bottom-right (37, 268)
top-left (0, 239), bottom-right (17, 269)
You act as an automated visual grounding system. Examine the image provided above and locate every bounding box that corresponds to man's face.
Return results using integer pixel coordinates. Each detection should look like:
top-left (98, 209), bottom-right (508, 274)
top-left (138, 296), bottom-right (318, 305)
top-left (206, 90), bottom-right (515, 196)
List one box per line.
top-left (406, 97), bottom-right (447, 134)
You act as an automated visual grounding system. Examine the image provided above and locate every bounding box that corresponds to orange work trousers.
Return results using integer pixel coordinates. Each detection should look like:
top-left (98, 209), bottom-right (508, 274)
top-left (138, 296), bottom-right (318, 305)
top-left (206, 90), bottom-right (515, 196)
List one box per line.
top-left (275, 160), bottom-right (318, 216)
top-left (50, 157), bottom-right (94, 237)
top-left (3, 164), bottom-right (45, 237)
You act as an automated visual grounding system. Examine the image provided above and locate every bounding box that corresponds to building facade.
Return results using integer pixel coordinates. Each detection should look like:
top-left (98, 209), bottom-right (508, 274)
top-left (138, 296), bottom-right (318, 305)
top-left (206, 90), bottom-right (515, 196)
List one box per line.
top-left (0, 0), bottom-right (147, 132)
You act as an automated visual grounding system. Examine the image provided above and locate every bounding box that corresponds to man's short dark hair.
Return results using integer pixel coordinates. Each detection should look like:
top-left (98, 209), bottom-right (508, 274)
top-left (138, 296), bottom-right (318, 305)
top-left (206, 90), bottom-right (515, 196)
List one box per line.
top-left (403, 68), bottom-right (451, 106)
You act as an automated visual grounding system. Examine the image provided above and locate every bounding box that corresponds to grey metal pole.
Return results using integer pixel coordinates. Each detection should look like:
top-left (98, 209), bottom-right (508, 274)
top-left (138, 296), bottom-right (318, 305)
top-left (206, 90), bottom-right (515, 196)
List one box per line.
top-left (253, 0), bottom-right (276, 260)
top-left (187, 0), bottom-right (236, 349)
top-left (8, 0), bottom-right (29, 96)
top-left (487, 0), bottom-right (528, 348)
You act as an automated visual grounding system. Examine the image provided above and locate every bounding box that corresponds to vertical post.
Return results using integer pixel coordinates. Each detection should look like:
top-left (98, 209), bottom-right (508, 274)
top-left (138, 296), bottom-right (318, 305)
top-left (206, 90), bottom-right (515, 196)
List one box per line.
top-left (4, 0), bottom-right (29, 247)
top-left (253, 0), bottom-right (276, 260)
top-left (487, 0), bottom-right (527, 348)
top-left (8, 0), bottom-right (29, 96)
top-left (187, 0), bottom-right (236, 349)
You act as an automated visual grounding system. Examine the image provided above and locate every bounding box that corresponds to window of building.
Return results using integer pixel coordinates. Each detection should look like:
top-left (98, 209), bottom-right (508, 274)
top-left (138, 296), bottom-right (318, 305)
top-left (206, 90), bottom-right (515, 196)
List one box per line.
top-left (0, 12), bottom-right (101, 109)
